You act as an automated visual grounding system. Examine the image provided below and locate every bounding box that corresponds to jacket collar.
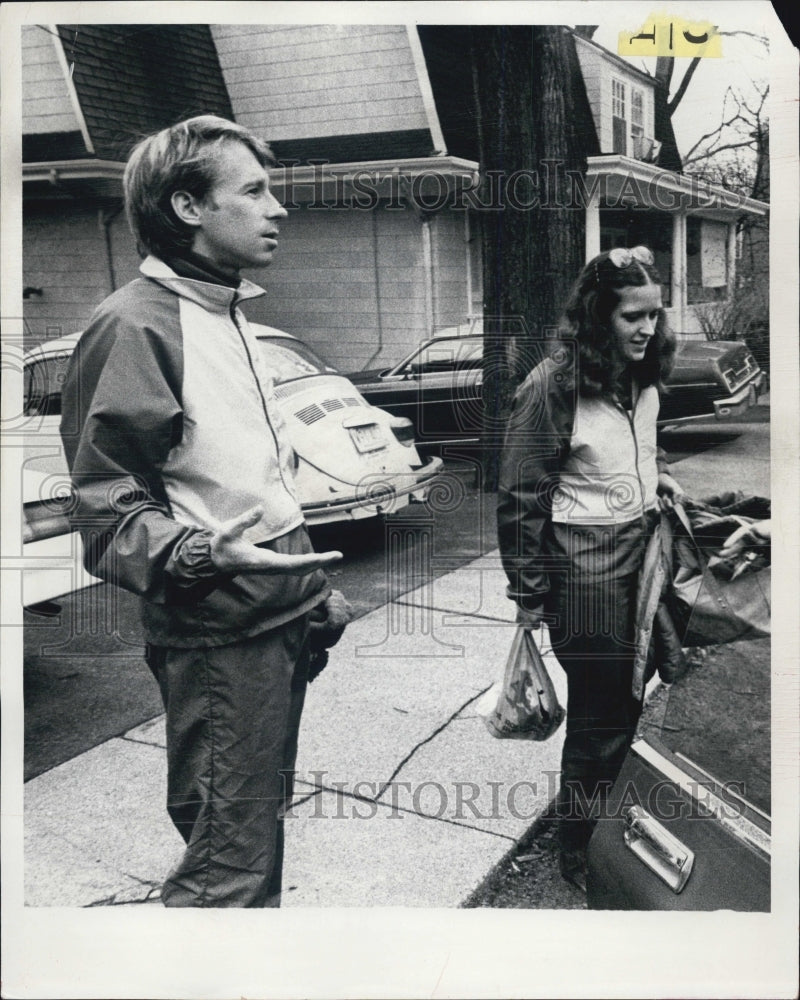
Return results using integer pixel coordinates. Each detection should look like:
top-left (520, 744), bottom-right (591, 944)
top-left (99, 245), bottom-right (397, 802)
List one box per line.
top-left (139, 255), bottom-right (266, 313)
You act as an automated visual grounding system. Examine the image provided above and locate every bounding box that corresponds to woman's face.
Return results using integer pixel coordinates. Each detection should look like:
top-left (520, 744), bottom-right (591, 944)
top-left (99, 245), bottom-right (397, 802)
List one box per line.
top-left (609, 283), bottom-right (662, 363)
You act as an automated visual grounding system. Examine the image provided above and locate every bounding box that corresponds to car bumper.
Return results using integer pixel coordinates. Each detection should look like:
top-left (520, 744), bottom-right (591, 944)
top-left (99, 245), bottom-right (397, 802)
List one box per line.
top-left (713, 372), bottom-right (766, 420)
top-left (301, 456), bottom-right (443, 525)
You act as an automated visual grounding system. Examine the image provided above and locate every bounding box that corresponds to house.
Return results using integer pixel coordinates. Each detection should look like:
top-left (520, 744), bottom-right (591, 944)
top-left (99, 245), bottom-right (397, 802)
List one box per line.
top-left (572, 31), bottom-right (768, 338)
top-left (21, 23), bottom-right (768, 367)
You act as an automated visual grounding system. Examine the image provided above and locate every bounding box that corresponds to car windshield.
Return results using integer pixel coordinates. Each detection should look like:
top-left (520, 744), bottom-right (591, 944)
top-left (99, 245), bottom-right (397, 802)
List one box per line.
top-left (397, 337), bottom-right (483, 375)
top-left (257, 337), bottom-right (336, 383)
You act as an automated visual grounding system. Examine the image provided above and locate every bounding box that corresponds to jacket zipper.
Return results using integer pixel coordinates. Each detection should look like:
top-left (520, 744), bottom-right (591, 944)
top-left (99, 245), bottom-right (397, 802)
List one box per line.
top-left (614, 385), bottom-right (648, 525)
top-left (229, 304), bottom-right (297, 501)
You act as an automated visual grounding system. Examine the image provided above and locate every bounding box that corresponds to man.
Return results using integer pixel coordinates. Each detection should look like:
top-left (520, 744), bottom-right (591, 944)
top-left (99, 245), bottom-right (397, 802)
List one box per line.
top-left (61, 115), bottom-right (349, 907)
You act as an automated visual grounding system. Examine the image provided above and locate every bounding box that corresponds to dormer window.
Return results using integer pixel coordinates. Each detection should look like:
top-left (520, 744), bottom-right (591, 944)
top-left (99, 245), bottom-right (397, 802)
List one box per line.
top-left (612, 78), bottom-right (627, 155)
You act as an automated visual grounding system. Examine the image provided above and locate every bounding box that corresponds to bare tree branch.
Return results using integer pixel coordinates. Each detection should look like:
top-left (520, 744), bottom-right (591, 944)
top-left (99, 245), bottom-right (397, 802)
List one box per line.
top-left (683, 140), bottom-right (761, 166)
top-left (667, 56), bottom-right (702, 114)
top-left (682, 87), bottom-right (741, 159)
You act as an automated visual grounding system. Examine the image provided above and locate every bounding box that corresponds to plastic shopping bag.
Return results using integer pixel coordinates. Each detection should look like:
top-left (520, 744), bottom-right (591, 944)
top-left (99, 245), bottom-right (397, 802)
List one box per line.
top-left (670, 498), bottom-right (770, 647)
top-left (481, 625), bottom-right (565, 741)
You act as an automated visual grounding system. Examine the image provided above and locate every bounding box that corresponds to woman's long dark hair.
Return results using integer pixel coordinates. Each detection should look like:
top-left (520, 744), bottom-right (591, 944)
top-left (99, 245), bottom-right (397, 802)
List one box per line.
top-left (558, 249), bottom-right (676, 397)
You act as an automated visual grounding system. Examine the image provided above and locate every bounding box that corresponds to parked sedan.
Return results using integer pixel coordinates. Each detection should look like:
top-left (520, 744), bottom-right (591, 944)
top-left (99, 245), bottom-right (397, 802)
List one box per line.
top-left (21, 326), bottom-right (441, 607)
top-left (347, 326), bottom-right (766, 448)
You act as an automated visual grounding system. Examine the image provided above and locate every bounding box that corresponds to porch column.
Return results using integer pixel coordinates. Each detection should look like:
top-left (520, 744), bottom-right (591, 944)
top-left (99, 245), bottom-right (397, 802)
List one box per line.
top-left (671, 213), bottom-right (686, 329)
top-left (585, 190), bottom-right (601, 263)
top-left (421, 214), bottom-right (435, 336)
top-left (726, 221), bottom-right (738, 297)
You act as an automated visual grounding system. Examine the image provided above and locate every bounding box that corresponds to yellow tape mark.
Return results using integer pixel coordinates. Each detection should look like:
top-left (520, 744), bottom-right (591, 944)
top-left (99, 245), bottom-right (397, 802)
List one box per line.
top-left (619, 13), bottom-right (722, 58)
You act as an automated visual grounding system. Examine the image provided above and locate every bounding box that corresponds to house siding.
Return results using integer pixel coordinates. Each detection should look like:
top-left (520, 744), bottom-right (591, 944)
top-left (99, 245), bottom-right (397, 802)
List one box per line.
top-left (23, 202), bottom-right (140, 349)
top-left (575, 35), bottom-right (655, 157)
top-left (431, 211), bottom-right (470, 330)
top-left (211, 24), bottom-right (429, 140)
top-left (23, 195), bottom-right (471, 368)
top-left (241, 205), bottom-right (469, 371)
top-left (22, 25), bottom-right (80, 136)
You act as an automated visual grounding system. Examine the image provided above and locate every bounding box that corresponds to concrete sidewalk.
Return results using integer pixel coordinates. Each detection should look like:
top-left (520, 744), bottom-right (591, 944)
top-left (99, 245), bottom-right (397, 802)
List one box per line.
top-left (23, 411), bottom-right (770, 908)
top-left (24, 552), bottom-right (566, 907)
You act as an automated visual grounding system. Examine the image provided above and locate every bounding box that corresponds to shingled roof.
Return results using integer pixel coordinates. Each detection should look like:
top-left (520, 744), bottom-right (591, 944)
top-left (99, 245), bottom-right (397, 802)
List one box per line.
top-left (54, 24), bottom-right (233, 162)
top-left (416, 25), bottom-right (600, 163)
top-left (270, 130), bottom-right (436, 166)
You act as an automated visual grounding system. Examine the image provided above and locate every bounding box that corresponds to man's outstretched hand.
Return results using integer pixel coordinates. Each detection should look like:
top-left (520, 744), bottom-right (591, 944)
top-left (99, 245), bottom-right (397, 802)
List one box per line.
top-left (208, 506), bottom-right (342, 575)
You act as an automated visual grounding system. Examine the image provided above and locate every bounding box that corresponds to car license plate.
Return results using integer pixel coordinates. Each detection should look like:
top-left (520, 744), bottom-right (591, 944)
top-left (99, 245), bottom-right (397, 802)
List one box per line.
top-left (349, 423), bottom-right (386, 453)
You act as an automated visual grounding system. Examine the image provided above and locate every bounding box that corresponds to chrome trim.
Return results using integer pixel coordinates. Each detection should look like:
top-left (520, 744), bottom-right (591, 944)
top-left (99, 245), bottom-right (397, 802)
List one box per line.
top-left (301, 457), bottom-right (443, 522)
top-left (631, 739), bottom-right (771, 858)
top-left (674, 751), bottom-right (772, 823)
top-left (624, 805), bottom-right (694, 893)
top-left (713, 372), bottom-right (766, 420)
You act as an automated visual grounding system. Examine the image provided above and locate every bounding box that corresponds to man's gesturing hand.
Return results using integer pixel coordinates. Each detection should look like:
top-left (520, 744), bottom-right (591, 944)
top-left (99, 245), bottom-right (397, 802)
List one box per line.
top-left (208, 506), bottom-right (342, 575)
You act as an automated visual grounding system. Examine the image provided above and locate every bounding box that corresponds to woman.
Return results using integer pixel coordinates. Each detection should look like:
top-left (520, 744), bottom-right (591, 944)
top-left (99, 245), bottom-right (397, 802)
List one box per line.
top-left (497, 246), bottom-right (685, 890)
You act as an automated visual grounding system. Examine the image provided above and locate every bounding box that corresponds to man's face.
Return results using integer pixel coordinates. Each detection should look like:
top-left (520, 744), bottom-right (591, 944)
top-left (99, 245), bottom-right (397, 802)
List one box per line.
top-left (189, 141), bottom-right (288, 276)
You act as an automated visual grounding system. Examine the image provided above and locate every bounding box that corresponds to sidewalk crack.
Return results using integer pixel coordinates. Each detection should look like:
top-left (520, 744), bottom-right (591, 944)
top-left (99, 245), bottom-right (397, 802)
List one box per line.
top-left (373, 685), bottom-right (493, 800)
top-left (394, 598), bottom-right (511, 624)
top-left (292, 775), bottom-right (514, 839)
top-left (85, 878), bottom-right (161, 907)
top-left (120, 734), bottom-right (165, 749)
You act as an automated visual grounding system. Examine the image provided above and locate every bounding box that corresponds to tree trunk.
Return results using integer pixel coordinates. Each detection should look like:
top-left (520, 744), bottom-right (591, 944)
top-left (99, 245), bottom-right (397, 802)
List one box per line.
top-left (471, 26), bottom-right (591, 489)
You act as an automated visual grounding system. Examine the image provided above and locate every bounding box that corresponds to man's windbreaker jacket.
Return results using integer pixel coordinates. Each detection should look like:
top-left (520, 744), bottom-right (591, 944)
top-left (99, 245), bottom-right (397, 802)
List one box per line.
top-left (60, 256), bottom-right (328, 647)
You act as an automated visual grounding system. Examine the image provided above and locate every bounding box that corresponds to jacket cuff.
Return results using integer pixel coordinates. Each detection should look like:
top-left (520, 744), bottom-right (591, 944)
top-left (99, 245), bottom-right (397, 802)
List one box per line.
top-left (165, 529), bottom-right (226, 603)
top-left (168, 529), bottom-right (218, 583)
top-left (506, 584), bottom-right (548, 613)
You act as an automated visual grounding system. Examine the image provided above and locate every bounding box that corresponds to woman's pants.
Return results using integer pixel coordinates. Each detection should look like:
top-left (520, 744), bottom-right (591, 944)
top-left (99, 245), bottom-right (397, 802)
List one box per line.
top-left (546, 517), bottom-right (652, 854)
top-left (145, 615), bottom-right (310, 907)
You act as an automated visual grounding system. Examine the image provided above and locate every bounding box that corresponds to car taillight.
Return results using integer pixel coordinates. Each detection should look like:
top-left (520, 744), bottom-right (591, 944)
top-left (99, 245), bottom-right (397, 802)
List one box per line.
top-left (722, 353), bottom-right (760, 393)
top-left (390, 417), bottom-right (416, 447)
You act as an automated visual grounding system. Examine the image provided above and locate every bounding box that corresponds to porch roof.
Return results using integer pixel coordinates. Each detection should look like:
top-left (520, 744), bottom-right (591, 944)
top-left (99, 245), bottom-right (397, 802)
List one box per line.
top-left (23, 159), bottom-right (124, 183)
top-left (586, 155), bottom-right (769, 220)
top-left (268, 155), bottom-right (479, 186)
top-left (22, 155), bottom-right (481, 205)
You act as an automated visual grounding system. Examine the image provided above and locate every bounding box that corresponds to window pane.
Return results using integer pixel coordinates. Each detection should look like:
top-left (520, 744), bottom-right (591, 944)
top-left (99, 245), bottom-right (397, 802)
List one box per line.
top-left (612, 116), bottom-right (627, 155)
top-left (632, 89), bottom-right (644, 125)
top-left (403, 338), bottom-right (482, 373)
top-left (612, 78), bottom-right (626, 117)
